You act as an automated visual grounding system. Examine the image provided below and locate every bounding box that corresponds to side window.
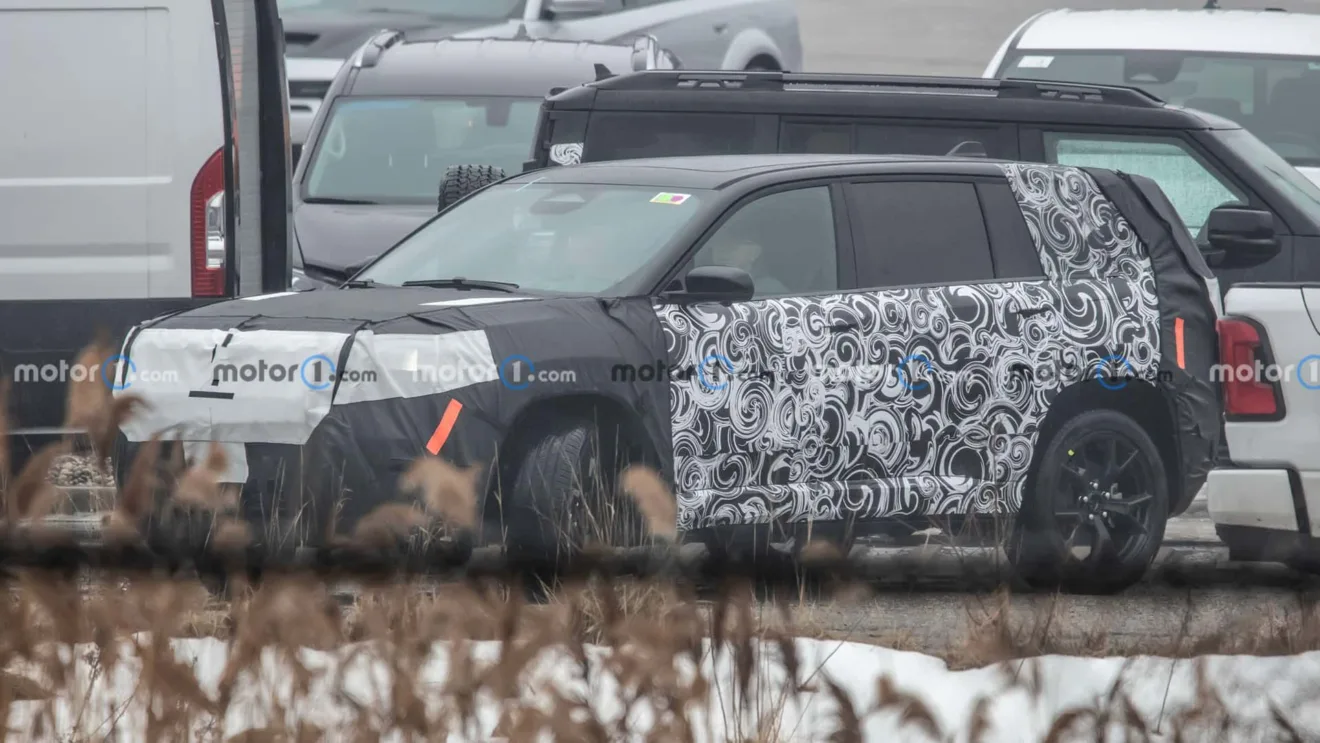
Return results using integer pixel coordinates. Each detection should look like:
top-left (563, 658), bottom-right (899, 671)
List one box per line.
top-left (779, 121), bottom-right (1013, 159)
top-left (552, 0), bottom-right (625, 14)
top-left (856, 123), bottom-right (1011, 159)
top-left (847, 181), bottom-right (994, 288)
top-left (975, 182), bottom-right (1046, 280)
top-left (782, 122), bottom-right (852, 154)
top-left (1042, 132), bottom-right (1246, 237)
top-left (688, 186), bottom-right (838, 298)
top-left (583, 112), bottom-right (759, 161)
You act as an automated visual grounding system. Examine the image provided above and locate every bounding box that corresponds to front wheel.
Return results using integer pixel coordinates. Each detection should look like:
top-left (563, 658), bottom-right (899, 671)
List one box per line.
top-left (1008, 409), bottom-right (1169, 595)
top-left (501, 418), bottom-right (647, 567)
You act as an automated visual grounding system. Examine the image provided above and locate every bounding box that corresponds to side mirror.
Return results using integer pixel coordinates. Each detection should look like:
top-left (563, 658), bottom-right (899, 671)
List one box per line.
top-left (1203, 206), bottom-right (1280, 269)
top-left (665, 266), bottom-right (755, 303)
top-left (543, 0), bottom-right (607, 18)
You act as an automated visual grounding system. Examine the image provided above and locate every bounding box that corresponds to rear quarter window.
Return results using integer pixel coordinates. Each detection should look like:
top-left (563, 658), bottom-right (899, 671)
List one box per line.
top-left (976, 182), bottom-right (1045, 280)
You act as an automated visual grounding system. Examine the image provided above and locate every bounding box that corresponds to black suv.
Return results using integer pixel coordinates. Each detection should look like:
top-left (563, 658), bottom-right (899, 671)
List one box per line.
top-left (117, 153), bottom-right (1226, 593)
top-left (520, 71), bottom-right (1320, 289)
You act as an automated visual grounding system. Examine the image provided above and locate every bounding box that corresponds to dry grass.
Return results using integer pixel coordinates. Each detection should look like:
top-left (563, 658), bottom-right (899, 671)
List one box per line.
top-left (1, 571), bottom-right (1317, 741)
top-left (0, 338), bottom-right (1317, 740)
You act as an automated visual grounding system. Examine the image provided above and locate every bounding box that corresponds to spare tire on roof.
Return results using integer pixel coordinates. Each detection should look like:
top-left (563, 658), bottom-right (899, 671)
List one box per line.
top-left (437, 164), bottom-right (506, 212)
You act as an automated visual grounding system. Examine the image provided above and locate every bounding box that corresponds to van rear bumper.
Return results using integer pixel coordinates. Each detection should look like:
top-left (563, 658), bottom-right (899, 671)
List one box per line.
top-left (1207, 467), bottom-right (1303, 533)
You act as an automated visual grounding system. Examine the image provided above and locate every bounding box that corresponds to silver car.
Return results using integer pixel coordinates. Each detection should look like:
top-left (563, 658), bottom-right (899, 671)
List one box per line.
top-left (279, 0), bottom-right (803, 162)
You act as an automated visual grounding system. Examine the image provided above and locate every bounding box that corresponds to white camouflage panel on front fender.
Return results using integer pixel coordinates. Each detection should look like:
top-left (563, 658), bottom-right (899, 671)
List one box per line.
top-left (657, 164), bottom-right (1161, 531)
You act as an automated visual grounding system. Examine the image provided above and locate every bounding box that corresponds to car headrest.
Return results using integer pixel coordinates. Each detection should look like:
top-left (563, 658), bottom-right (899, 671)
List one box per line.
top-left (1182, 96), bottom-right (1244, 120)
top-left (1271, 74), bottom-right (1320, 103)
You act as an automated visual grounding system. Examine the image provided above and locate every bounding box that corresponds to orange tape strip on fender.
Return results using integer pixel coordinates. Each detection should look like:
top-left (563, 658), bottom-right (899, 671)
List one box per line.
top-left (426, 399), bottom-right (463, 455)
top-left (1174, 317), bottom-right (1186, 370)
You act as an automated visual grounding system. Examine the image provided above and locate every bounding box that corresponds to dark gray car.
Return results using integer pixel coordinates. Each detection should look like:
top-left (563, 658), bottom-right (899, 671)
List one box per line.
top-left (289, 33), bottom-right (678, 289)
top-left (278, 0), bottom-right (803, 152)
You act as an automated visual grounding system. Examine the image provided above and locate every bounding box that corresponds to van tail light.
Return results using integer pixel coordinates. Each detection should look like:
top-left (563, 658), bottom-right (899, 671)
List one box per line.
top-left (1217, 317), bottom-right (1278, 418)
top-left (190, 148), bottom-right (227, 297)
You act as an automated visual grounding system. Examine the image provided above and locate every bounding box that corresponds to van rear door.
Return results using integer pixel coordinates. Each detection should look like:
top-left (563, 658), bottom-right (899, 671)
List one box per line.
top-left (0, 0), bottom-right (290, 436)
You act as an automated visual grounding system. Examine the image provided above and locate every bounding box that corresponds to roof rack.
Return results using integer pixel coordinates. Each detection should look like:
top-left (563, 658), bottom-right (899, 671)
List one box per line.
top-left (588, 71), bottom-right (1166, 108)
top-left (353, 29), bottom-right (405, 69)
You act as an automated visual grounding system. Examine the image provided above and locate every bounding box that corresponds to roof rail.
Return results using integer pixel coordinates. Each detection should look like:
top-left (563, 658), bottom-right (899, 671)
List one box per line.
top-left (997, 78), bottom-right (1165, 107)
top-left (588, 71), bottom-right (1166, 107)
top-left (354, 29), bottom-right (405, 69)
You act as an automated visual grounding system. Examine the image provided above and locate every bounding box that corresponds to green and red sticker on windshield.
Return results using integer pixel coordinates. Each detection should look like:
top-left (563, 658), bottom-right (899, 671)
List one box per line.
top-left (650, 192), bottom-right (691, 205)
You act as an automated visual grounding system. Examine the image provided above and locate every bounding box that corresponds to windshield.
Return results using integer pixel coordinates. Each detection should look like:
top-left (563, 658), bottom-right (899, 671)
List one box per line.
top-left (357, 183), bottom-right (710, 293)
top-left (1001, 51), bottom-right (1320, 167)
top-left (304, 96), bottom-right (543, 205)
top-left (276, 0), bottom-right (524, 19)
top-left (1216, 127), bottom-right (1320, 212)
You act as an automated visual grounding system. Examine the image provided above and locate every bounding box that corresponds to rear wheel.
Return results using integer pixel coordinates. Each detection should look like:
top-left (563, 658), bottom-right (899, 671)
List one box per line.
top-left (1008, 409), bottom-right (1169, 594)
top-left (437, 164), bottom-right (506, 211)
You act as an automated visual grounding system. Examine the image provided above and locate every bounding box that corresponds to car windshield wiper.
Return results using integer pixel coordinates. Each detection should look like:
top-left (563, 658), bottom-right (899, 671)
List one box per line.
top-left (303, 196), bottom-right (379, 205)
top-left (340, 278), bottom-right (377, 288)
top-left (402, 277), bottom-right (520, 292)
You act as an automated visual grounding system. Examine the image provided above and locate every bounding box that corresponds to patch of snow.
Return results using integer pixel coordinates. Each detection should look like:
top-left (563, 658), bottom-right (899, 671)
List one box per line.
top-left (9, 636), bottom-right (1320, 741)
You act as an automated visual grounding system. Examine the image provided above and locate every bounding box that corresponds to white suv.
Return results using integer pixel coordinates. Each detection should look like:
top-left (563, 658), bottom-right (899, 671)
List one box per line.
top-left (983, 5), bottom-right (1320, 187)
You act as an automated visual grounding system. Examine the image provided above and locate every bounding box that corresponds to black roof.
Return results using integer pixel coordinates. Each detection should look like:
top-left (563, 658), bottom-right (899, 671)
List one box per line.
top-left (543, 71), bottom-right (1242, 131)
top-left (346, 37), bottom-right (644, 98)
top-left (506, 153), bottom-right (1014, 190)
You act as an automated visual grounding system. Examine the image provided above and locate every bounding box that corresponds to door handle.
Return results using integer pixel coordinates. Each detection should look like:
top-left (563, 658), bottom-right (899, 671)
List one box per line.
top-left (713, 22), bottom-right (728, 34)
top-left (829, 320), bottom-right (859, 333)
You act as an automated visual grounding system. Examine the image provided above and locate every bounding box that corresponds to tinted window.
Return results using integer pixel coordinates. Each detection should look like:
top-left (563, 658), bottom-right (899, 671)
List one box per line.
top-left (976, 182), bottom-right (1044, 279)
top-left (857, 123), bottom-right (1008, 158)
top-left (780, 121), bottom-right (1012, 158)
top-left (358, 183), bottom-right (709, 293)
top-left (276, 0), bottom-right (525, 19)
top-left (583, 112), bottom-right (758, 161)
top-left (1042, 132), bottom-right (1246, 237)
top-left (1002, 51), bottom-right (1320, 168)
top-left (782, 123), bottom-right (852, 154)
top-left (848, 181), bottom-right (994, 287)
top-left (689, 186), bottom-right (838, 298)
top-left (305, 96), bottom-right (542, 204)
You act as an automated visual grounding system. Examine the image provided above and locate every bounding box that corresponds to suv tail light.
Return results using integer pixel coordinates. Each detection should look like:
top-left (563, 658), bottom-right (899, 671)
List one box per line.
top-left (1217, 317), bottom-right (1278, 418)
top-left (190, 148), bottom-right (227, 297)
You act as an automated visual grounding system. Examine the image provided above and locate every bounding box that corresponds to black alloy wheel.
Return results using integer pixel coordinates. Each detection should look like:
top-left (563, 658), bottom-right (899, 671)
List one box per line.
top-left (1010, 409), bottom-right (1169, 594)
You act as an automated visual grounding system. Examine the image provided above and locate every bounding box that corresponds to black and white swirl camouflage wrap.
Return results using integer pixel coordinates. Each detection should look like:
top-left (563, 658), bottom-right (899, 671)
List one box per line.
top-left (656, 163), bottom-right (1162, 531)
top-left (548, 143), bottom-right (583, 166)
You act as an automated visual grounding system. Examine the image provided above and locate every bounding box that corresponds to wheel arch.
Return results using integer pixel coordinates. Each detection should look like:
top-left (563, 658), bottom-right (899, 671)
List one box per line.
top-left (718, 28), bottom-right (785, 71)
top-left (1030, 380), bottom-right (1183, 513)
top-left (487, 392), bottom-right (668, 521)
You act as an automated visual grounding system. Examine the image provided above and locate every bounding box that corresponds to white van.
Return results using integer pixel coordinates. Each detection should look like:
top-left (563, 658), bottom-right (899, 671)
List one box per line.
top-left (0, 0), bottom-right (293, 447)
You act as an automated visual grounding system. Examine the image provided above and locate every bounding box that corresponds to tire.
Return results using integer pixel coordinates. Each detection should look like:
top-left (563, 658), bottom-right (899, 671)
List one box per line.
top-left (501, 418), bottom-right (646, 570)
top-left (437, 164), bottom-right (506, 212)
top-left (1008, 409), bottom-right (1170, 595)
